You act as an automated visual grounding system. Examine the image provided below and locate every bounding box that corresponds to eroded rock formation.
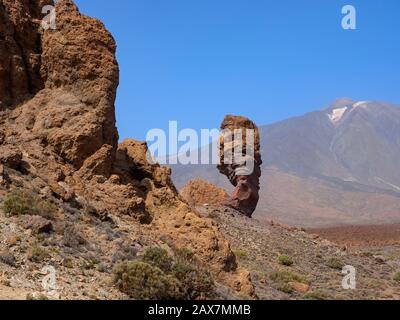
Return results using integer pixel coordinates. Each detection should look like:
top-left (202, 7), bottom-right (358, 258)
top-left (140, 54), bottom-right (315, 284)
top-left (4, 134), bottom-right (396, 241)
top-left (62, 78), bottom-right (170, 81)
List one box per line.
top-left (180, 179), bottom-right (229, 207)
top-left (0, 0), bottom-right (254, 298)
top-left (0, 0), bottom-right (52, 108)
top-left (218, 115), bottom-right (262, 217)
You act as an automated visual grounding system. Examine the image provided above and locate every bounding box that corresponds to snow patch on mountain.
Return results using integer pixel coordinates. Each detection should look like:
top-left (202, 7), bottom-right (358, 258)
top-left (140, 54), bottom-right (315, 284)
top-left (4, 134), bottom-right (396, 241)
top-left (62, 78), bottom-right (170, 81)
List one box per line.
top-left (328, 106), bottom-right (348, 123)
top-left (353, 101), bottom-right (370, 108)
top-left (375, 177), bottom-right (400, 192)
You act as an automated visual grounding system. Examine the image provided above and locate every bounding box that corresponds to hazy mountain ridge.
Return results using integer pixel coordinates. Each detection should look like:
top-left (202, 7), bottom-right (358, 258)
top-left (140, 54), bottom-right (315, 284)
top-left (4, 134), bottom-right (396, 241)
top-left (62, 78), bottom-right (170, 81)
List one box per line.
top-left (261, 99), bottom-right (400, 193)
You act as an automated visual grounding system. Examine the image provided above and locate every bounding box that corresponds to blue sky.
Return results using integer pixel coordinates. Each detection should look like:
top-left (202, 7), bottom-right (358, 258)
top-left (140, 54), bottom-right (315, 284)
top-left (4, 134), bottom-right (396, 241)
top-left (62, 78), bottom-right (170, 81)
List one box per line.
top-left (74, 0), bottom-right (400, 143)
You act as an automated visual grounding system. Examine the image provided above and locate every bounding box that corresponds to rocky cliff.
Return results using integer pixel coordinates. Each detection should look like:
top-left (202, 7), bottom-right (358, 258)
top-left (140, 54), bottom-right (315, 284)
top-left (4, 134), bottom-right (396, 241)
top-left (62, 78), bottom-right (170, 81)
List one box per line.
top-left (0, 0), bottom-right (253, 299)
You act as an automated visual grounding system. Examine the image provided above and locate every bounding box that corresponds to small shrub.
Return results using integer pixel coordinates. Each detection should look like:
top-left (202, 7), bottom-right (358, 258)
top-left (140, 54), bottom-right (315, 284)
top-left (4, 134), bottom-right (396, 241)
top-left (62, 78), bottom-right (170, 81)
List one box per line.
top-left (233, 249), bottom-right (248, 260)
top-left (26, 293), bottom-right (49, 300)
top-left (62, 258), bottom-right (74, 269)
top-left (1, 279), bottom-right (11, 287)
top-left (3, 190), bottom-right (34, 217)
top-left (278, 254), bottom-right (294, 266)
top-left (0, 252), bottom-right (16, 267)
top-left (174, 247), bottom-right (195, 263)
top-left (393, 272), bottom-right (400, 282)
top-left (143, 247), bottom-right (172, 273)
top-left (172, 261), bottom-right (214, 300)
top-left (326, 258), bottom-right (345, 270)
top-left (270, 270), bottom-right (308, 295)
top-left (113, 261), bottom-right (184, 300)
top-left (81, 258), bottom-right (98, 270)
top-left (172, 247), bottom-right (215, 300)
top-left (304, 291), bottom-right (331, 300)
top-left (270, 270), bottom-right (308, 284)
top-left (277, 283), bottom-right (293, 294)
top-left (113, 247), bottom-right (215, 300)
top-left (2, 189), bottom-right (55, 219)
top-left (27, 246), bottom-right (49, 263)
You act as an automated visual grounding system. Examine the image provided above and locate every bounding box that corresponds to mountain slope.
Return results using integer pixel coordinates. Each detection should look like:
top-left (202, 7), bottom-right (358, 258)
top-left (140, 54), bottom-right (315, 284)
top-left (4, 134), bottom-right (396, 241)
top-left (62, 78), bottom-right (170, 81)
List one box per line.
top-left (197, 206), bottom-right (400, 300)
top-left (261, 99), bottom-right (400, 193)
top-left (172, 99), bottom-right (400, 227)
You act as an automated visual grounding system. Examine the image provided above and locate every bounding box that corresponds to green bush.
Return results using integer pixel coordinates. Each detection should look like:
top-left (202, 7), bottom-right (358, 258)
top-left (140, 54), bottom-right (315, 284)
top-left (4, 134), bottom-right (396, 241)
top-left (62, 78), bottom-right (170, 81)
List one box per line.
top-left (27, 246), bottom-right (49, 263)
top-left (393, 272), bottom-right (400, 282)
top-left (233, 249), bottom-right (248, 260)
top-left (277, 283), bottom-right (293, 294)
top-left (304, 291), bottom-right (331, 300)
top-left (278, 254), bottom-right (294, 266)
top-left (174, 247), bottom-right (195, 263)
top-left (172, 260), bottom-right (214, 300)
top-left (270, 270), bottom-right (308, 295)
top-left (172, 247), bottom-right (214, 299)
top-left (326, 258), bottom-right (345, 270)
top-left (113, 247), bottom-right (215, 300)
top-left (113, 261), bottom-right (184, 300)
top-left (143, 247), bottom-right (172, 273)
top-left (26, 293), bottom-right (49, 300)
top-left (80, 258), bottom-right (99, 270)
top-left (2, 189), bottom-right (55, 219)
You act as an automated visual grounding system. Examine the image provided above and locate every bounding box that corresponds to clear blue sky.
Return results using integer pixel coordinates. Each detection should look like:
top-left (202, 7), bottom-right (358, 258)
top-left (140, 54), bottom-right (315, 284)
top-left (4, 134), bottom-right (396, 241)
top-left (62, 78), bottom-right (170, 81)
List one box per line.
top-left (74, 0), bottom-right (400, 142)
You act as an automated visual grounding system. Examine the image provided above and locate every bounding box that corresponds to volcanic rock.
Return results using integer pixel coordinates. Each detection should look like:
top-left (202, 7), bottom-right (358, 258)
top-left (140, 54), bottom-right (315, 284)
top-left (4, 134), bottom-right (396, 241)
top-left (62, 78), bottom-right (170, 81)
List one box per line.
top-left (180, 179), bottom-right (229, 207)
top-left (0, 0), bottom-right (51, 108)
top-left (217, 115), bottom-right (262, 217)
top-left (0, 0), bottom-right (254, 298)
top-left (21, 215), bottom-right (53, 234)
top-left (0, 145), bottom-right (22, 169)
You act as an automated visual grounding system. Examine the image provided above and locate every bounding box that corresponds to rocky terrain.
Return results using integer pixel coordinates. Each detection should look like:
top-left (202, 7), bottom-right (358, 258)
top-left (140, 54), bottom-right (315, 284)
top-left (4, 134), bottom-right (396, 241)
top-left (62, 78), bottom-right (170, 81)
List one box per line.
top-left (196, 205), bottom-right (400, 300)
top-left (1, 0), bottom-right (399, 301)
top-left (0, 0), bottom-right (253, 300)
top-left (310, 224), bottom-right (400, 248)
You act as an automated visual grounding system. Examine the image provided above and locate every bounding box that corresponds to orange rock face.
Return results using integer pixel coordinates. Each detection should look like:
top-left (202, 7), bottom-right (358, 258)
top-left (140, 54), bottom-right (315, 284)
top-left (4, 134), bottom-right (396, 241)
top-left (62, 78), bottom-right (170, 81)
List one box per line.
top-left (0, 0), bottom-right (254, 298)
top-left (218, 115), bottom-right (262, 217)
top-left (180, 179), bottom-right (229, 207)
top-left (0, 0), bottom-right (51, 108)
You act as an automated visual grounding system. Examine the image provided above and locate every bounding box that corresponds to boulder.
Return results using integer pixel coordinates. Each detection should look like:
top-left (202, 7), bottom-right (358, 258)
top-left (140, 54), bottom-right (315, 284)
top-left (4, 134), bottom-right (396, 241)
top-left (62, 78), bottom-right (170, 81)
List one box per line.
top-left (22, 215), bottom-right (53, 234)
top-left (0, 146), bottom-right (22, 169)
top-left (180, 179), bottom-right (229, 207)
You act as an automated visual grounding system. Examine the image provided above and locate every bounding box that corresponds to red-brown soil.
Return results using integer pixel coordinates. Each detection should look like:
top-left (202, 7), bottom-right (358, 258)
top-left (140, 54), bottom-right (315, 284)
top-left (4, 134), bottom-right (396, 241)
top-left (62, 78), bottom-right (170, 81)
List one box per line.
top-left (309, 224), bottom-right (400, 247)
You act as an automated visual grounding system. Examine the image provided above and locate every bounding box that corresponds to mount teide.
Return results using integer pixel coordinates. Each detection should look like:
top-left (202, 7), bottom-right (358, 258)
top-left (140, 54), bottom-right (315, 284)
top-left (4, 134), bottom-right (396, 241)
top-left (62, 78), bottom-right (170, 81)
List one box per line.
top-left (172, 99), bottom-right (400, 227)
